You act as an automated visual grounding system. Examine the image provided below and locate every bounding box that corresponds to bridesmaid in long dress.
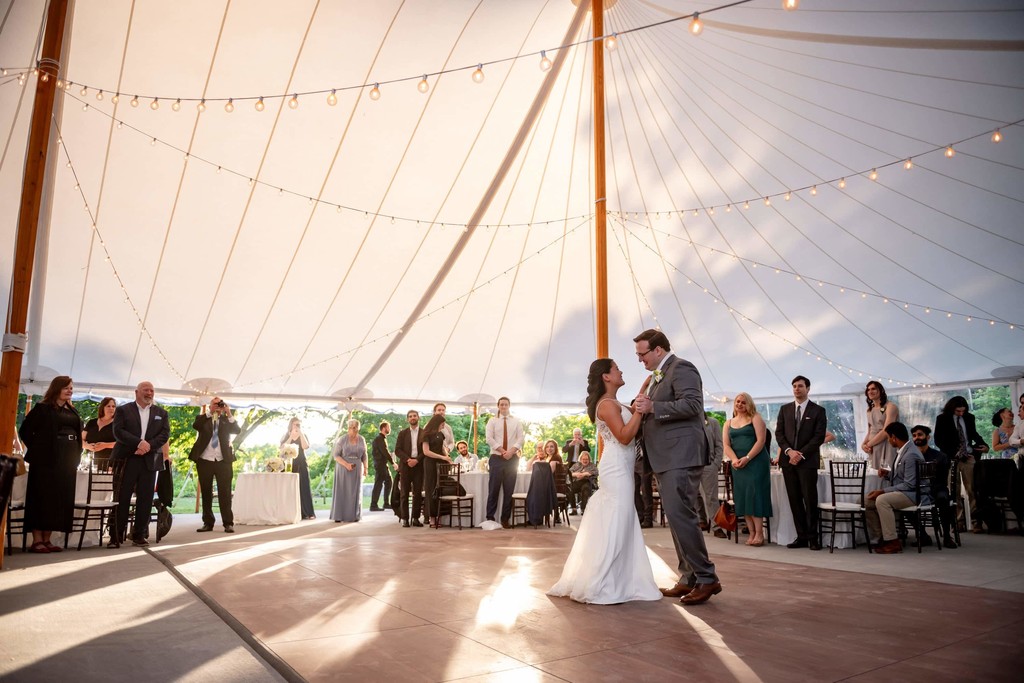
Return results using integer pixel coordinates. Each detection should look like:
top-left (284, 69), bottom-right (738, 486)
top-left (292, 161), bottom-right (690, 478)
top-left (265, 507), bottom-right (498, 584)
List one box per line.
top-left (330, 419), bottom-right (366, 523)
top-left (723, 392), bottom-right (772, 546)
top-left (282, 417), bottom-right (316, 519)
top-left (82, 396), bottom-right (117, 472)
top-left (861, 381), bottom-right (898, 470)
top-left (524, 441), bottom-right (559, 527)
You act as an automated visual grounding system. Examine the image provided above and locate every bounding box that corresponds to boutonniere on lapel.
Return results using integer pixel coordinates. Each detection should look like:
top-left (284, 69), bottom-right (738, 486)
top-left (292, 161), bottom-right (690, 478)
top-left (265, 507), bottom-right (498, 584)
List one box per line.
top-left (652, 370), bottom-right (664, 383)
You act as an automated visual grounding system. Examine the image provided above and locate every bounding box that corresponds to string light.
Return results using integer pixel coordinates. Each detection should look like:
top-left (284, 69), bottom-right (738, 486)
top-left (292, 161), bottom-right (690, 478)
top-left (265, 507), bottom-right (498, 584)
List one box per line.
top-left (80, 85), bottom-right (88, 96)
top-left (810, 185), bottom-right (818, 196)
top-left (327, 89), bottom-right (337, 106)
top-left (417, 76), bottom-right (429, 93)
top-left (783, 0), bottom-right (799, 9)
top-left (197, 99), bottom-right (206, 112)
top-left (95, 90), bottom-right (103, 101)
top-left (764, 196), bottom-right (771, 206)
top-left (255, 97), bottom-right (264, 111)
top-left (369, 83), bottom-right (381, 100)
top-left (289, 94), bottom-right (299, 109)
top-left (944, 145), bottom-right (955, 158)
top-left (838, 177), bottom-right (846, 189)
top-left (40, 72), bottom-right (49, 82)
top-left (130, 95), bottom-right (139, 107)
top-left (904, 158), bottom-right (914, 170)
top-left (784, 191), bottom-right (791, 201)
top-left (690, 13), bottom-right (703, 35)
top-left (111, 92), bottom-right (119, 103)
top-left (472, 64), bottom-right (484, 83)
top-left (539, 50), bottom-right (552, 72)
top-left (172, 98), bottom-right (181, 111)
top-left (605, 33), bottom-right (618, 50)
top-left (150, 97), bottom-right (159, 110)
top-left (224, 98), bottom-right (234, 113)
top-left (991, 129), bottom-right (1003, 143)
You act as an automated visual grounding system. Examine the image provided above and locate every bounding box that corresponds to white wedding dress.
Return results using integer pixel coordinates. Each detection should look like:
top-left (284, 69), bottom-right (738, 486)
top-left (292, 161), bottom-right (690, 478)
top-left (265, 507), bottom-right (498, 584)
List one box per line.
top-left (548, 401), bottom-right (661, 604)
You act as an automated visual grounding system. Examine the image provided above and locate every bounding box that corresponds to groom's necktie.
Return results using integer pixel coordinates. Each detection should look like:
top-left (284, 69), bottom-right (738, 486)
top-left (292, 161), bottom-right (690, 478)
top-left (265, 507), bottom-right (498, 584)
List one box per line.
top-left (794, 404), bottom-right (802, 436)
top-left (211, 418), bottom-right (220, 448)
top-left (502, 417), bottom-right (508, 451)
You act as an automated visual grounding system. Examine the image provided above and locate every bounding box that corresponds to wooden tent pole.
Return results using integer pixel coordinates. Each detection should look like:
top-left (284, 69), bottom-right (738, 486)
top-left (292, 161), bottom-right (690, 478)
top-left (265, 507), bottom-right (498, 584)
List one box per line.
top-left (472, 402), bottom-right (479, 456)
top-left (0, 0), bottom-right (70, 567)
top-left (592, 0), bottom-right (609, 360)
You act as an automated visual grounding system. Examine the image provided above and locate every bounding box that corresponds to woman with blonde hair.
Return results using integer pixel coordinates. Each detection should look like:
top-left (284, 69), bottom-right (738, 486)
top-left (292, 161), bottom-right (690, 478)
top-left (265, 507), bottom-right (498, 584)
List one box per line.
top-left (282, 417), bottom-right (316, 519)
top-left (329, 419), bottom-right (366, 523)
top-left (723, 392), bottom-right (772, 546)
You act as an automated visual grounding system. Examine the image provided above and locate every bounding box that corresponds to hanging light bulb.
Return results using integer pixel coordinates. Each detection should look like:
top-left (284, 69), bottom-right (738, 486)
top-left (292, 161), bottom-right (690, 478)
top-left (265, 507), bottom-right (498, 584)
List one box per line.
top-left (150, 97), bottom-right (159, 110)
top-left (111, 92), bottom-right (119, 103)
top-left (96, 89), bottom-right (103, 101)
top-left (904, 158), bottom-right (913, 170)
top-left (869, 168), bottom-right (878, 181)
top-left (197, 99), bottom-right (206, 112)
top-left (255, 97), bottom-right (265, 111)
top-left (172, 98), bottom-right (181, 111)
top-left (605, 33), bottom-right (618, 50)
top-left (810, 185), bottom-right (817, 196)
top-left (224, 98), bottom-right (234, 113)
top-left (130, 95), bottom-right (139, 107)
top-left (417, 76), bottom-right (429, 93)
top-left (784, 191), bottom-right (791, 201)
top-left (991, 129), bottom-right (1003, 143)
top-left (289, 94), bottom-right (299, 109)
top-left (57, 78), bottom-right (63, 87)
top-left (783, 0), bottom-right (800, 9)
top-left (539, 50), bottom-right (552, 72)
top-left (1, 68), bottom-right (6, 76)
top-left (369, 83), bottom-right (381, 100)
top-left (764, 196), bottom-right (771, 206)
top-left (743, 200), bottom-right (749, 210)
top-left (40, 72), bottom-right (49, 82)
top-left (838, 178), bottom-right (846, 189)
top-left (472, 64), bottom-right (484, 83)
top-left (944, 145), bottom-right (955, 158)
top-left (690, 13), bottom-right (703, 35)
top-left (327, 89), bottom-right (338, 105)
top-left (80, 85), bottom-right (88, 96)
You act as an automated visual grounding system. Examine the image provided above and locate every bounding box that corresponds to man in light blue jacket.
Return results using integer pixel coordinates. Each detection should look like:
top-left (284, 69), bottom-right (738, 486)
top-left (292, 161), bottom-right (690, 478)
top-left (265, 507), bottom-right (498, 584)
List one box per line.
top-left (866, 422), bottom-right (929, 554)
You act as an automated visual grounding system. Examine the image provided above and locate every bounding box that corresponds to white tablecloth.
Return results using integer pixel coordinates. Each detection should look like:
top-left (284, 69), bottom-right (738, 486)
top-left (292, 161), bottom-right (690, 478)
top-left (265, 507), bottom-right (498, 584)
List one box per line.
top-left (233, 472), bottom-right (301, 525)
top-left (768, 469), bottom-right (883, 548)
top-left (462, 471), bottom-right (532, 527)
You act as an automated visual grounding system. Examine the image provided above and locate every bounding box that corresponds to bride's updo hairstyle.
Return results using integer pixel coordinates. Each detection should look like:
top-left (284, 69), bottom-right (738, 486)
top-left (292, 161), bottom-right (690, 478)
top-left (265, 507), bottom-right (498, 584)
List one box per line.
top-left (586, 358), bottom-right (614, 423)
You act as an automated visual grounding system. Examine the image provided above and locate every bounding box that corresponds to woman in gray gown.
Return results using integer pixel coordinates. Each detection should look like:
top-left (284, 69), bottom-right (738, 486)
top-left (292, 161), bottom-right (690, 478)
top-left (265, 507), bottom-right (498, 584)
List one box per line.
top-left (330, 419), bottom-right (367, 522)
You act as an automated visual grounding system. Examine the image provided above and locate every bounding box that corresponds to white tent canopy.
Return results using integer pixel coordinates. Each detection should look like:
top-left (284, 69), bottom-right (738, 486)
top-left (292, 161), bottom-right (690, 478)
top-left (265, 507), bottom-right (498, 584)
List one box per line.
top-left (2, 0), bottom-right (1022, 410)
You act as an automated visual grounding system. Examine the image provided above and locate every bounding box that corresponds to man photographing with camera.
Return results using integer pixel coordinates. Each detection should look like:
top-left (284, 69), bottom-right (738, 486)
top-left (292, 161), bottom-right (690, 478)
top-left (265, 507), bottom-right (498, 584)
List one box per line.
top-left (189, 397), bottom-right (241, 533)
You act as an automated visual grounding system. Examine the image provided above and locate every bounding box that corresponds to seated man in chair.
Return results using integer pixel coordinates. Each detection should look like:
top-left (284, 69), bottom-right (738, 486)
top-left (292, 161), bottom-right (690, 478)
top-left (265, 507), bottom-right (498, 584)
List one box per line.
top-left (866, 422), bottom-right (928, 554)
top-left (569, 451), bottom-right (599, 514)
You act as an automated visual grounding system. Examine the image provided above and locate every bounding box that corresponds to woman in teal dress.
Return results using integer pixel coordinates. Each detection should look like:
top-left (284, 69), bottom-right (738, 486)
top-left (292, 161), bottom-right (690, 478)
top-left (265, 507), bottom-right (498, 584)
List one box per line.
top-left (723, 392), bottom-right (772, 546)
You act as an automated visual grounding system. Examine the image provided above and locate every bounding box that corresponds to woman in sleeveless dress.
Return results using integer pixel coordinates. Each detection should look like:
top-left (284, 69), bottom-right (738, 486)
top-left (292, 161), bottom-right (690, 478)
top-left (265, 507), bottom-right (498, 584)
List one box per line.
top-left (549, 359), bottom-right (661, 604)
top-left (524, 441), bottom-right (558, 527)
top-left (723, 392), bottom-right (772, 546)
top-left (282, 417), bottom-right (316, 519)
top-left (861, 381), bottom-right (898, 470)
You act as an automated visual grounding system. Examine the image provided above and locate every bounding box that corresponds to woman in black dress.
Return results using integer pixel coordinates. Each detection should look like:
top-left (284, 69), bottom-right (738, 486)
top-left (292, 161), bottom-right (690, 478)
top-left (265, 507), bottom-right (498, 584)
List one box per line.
top-left (83, 396), bottom-right (117, 472)
top-left (420, 414), bottom-right (450, 528)
top-left (18, 375), bottom-right (83, 554)
top-left (281, 417), bottom-right (316, 519)
top-left (525, 440), bottom-right (559, 527)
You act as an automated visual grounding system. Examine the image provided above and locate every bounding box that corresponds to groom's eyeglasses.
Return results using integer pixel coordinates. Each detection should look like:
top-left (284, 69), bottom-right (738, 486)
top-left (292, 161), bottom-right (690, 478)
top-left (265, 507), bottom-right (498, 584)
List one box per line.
top-left (636, 349), bottom-right (653, 359)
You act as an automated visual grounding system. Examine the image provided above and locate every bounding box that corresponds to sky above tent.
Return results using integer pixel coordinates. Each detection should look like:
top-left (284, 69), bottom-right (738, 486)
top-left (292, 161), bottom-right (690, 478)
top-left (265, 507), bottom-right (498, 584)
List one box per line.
top-left (1, 0), bottom-right (1022, 410)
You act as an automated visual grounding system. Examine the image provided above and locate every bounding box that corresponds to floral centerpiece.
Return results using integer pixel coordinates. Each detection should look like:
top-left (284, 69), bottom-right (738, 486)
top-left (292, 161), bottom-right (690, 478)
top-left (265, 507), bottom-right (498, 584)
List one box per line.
top-left (477, 458), bottom-right (489, 473)
top-left (266, 456), bottom-right (285, 472)
top-left (280, 443), bottom-right (299, 472)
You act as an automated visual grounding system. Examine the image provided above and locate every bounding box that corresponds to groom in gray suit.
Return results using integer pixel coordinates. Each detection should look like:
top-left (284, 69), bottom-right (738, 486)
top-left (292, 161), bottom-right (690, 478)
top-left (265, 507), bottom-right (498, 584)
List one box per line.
top-left (633, 329), bottom-right (721, 605)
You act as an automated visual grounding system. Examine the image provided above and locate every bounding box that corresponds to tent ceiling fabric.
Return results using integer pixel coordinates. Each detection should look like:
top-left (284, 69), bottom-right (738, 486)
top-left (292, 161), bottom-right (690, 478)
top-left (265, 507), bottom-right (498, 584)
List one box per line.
top-left (1, 0), bottom-right (1022, 409)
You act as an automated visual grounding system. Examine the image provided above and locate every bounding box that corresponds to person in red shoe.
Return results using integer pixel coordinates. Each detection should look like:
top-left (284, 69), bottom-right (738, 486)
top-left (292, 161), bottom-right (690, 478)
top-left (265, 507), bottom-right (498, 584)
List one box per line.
top-left (866, 422), bottom-right (928, 554)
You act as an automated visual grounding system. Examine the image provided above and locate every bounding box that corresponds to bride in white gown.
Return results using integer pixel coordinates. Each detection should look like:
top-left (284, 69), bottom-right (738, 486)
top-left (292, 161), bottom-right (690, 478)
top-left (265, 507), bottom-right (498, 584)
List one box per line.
top-left (548, 359), bottom-right (662, 604)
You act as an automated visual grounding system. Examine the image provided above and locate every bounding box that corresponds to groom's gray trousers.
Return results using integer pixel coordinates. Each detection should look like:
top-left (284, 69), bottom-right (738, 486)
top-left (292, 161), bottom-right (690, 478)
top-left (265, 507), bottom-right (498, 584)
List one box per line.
top-left (656, 466), bottom-right (719, 586)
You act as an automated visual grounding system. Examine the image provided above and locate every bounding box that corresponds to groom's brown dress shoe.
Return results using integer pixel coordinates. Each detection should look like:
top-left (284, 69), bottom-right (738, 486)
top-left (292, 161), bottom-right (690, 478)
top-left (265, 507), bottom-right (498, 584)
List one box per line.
top-left (659, 583), bottom-right (693, 598)
top-left (680, 582), bottom-right (722, 605)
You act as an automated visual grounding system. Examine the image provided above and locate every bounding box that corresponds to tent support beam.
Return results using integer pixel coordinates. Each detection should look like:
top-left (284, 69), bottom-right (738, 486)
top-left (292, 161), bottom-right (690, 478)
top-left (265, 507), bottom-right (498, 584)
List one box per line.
top-left (0, 0), bottom-right (70, 569)
top-left (592, 0), bottom-right (608, 359)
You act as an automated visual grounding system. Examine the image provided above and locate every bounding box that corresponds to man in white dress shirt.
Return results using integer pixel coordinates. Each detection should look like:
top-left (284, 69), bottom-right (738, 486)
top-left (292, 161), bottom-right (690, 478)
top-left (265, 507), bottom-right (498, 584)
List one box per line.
top-left (485, 397), bottom-right (524, 528)
top-left (453, 440), bottom-right (478, 472)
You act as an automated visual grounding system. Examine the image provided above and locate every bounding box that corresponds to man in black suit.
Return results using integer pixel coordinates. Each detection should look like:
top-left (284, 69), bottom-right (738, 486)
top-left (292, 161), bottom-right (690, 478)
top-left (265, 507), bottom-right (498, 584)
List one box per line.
top-left (395, 410), bottom-right (424, 527)
top-left (370, 421), bottom-right (394, 511)
top-left (933, 396), bottom-right (988, 532)
top-left (189, 397), bottom-right (241, 533)
top-left (111, 381), bottom-right (170, 547)
top-left (775, 375), bottom-right (827, 551)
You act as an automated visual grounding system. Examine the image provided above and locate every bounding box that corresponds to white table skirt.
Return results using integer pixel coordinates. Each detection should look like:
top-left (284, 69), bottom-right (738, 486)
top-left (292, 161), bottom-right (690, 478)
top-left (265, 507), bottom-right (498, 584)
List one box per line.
top-left (462, 471), bottom-right (532, 527)
top-left (233, 472), bottom-right (301, 525)
top-left (768, 469), bottom-right (883, 548)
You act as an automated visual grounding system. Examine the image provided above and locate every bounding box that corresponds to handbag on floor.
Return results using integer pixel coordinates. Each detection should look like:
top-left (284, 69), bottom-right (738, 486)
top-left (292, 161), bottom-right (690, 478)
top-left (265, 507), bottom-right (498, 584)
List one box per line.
top-left (713, 503), bottom-right (737, 532)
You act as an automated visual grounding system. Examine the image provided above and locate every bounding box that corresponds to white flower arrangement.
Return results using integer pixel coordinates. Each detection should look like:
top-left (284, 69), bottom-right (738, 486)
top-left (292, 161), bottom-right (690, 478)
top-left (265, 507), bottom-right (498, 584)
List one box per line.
top-left (280, 443), bottom-right (299, 459)
top-left (266, 456), bottom-right (285, 472)
top-left (478, 458), bottom-right (489, 473)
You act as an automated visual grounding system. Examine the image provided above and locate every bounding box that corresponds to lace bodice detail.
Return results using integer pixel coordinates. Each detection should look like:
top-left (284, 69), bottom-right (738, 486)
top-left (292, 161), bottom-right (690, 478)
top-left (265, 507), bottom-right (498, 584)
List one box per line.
top-left (595, 400), bottom-right (631, 444)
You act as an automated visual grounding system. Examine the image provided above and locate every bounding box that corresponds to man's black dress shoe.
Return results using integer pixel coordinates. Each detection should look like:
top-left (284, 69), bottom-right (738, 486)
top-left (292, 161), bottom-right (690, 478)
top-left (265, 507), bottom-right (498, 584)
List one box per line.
top-left (808, 541), bottom-right (822, 551)
top-left (223, 525), bottom-right (234, 533)
top-left (131, 537), bottom-right (149, 547)
top-left (713, 529), bottom-right (728, 539)
top-left (943, 536), bottom-right (958, 549)
top-left (411, 519), bottom-right (423, 527)
top-left (197, 525), bottom-right (214, 532)
top-left (786, 539), bottom-right (808, 549)
top-left (501, 520), bottom-right (513, 529)
top-left (640, 520), bottom-right (654, 529)
top-left (402, 520), bottom-right (410, 528)
top-left (369, 506), bottom-right (384, 512)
